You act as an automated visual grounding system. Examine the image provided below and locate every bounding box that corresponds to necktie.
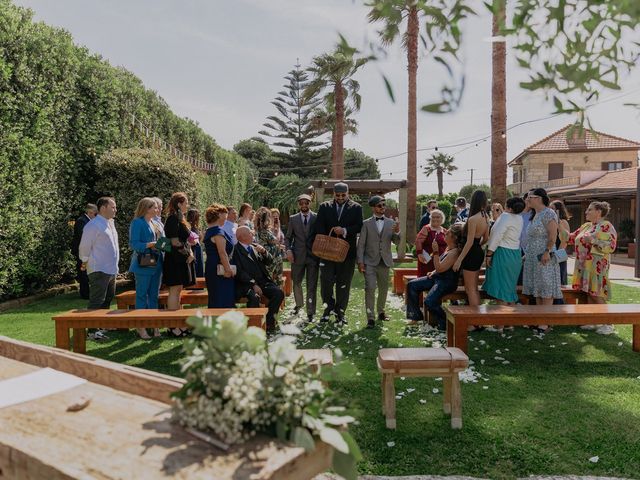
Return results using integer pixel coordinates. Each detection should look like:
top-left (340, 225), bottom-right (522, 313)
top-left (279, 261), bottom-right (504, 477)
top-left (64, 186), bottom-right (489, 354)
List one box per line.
top-left (303, 215), bottom-right (308, 226)
top-left (375, 217), bottom-right (384, 221)
top-left (337, 204), bottom-right (343, 220)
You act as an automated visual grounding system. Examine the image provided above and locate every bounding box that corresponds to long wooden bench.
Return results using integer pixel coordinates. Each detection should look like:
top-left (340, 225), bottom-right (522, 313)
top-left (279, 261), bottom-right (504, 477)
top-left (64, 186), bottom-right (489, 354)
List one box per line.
top-left (183, 268), bottom-right (293, 296)
top-left (53, 308), bottom-right (268, 354)
top-left (115, 289), bottom-right (282, 310)
top-left (445, 304), bottom-right (640, 354)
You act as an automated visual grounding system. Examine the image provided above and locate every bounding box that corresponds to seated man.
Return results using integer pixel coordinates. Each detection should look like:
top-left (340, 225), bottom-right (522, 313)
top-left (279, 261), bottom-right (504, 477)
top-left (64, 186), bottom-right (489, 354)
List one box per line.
top-left (233, 226), bottom-right (284, 334)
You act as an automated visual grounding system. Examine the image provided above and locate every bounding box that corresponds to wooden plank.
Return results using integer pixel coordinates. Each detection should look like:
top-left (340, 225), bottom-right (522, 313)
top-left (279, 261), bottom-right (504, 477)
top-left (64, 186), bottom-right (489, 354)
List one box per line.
top-left (0, 336), bottom-right (183, 403)
top-left (0, 353), bottom-right (333, 480)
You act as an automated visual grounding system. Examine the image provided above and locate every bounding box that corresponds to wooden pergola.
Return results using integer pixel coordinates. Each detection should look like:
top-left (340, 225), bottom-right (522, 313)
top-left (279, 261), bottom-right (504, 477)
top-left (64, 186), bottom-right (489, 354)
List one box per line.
top-left (307, 179), bottom-right (410, 259)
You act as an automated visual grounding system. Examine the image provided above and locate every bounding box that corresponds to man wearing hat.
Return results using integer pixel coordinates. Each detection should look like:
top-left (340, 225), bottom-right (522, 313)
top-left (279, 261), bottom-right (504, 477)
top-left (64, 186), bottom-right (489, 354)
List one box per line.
top-left (357, 196), bottom-right (401, 328)
top-left (311, 182), bottom-right (363, 323)
top-left (285, 194), bottom-right (319, 322)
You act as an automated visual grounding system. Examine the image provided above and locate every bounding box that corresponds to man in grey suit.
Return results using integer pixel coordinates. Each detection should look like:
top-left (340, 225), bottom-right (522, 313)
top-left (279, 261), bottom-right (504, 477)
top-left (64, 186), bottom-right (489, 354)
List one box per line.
top-left (357, 195), bottom-right (400, 329)
top-left (285, 194), bottom-right (319, 322)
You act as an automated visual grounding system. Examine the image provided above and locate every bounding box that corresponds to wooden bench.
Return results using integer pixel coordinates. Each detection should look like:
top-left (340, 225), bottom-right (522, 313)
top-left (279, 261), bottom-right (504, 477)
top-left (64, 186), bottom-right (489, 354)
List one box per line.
top-left (377, 347), bottom-right (469, 429)
top-left (115, 289), bottom-right (282, 310)
top-left (53, 308), bottom-right (269, 354)
top-left (393, 267), bottom-right (418, 294)
top-left (445, 304), bottom-right (640, 354)
top-left (184, 268), bottom-right (292, 296)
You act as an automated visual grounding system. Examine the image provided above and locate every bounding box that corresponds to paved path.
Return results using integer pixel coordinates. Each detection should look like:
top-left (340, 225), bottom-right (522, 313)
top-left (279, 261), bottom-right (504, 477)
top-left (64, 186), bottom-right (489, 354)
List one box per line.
top-left (315, 475), bottom-right (633, 480)
top-left (567, 258), bottom-right (639, 283)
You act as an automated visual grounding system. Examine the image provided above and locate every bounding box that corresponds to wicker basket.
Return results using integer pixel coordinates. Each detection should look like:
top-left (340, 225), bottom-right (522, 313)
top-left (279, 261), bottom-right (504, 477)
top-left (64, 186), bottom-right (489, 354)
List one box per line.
top-left (312, 229), bottom-right (349, 262)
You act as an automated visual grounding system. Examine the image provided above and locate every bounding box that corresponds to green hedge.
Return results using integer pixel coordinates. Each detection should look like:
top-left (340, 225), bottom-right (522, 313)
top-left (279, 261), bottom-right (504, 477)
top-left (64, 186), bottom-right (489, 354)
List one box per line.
top-left (0, 1), bottom-right (254, 299)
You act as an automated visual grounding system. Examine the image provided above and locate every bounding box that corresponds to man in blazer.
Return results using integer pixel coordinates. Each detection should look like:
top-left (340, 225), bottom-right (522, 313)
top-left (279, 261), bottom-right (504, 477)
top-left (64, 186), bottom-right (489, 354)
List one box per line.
top-left (311, 182), bottom-right (363, 324)
top-left (71, 203), bottom-right (97, 299)
top-left (357, 196), bottom-right (400, 329)
top-left (233, 226), bottom-right (284, 334)
top-left (285, 194), bottom-right (318, 322)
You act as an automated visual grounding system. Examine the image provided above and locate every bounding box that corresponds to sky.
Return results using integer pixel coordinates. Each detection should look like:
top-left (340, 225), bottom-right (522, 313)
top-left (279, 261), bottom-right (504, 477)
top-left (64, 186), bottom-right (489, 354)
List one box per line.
top-left (15, 0), bottom-right (640, 197)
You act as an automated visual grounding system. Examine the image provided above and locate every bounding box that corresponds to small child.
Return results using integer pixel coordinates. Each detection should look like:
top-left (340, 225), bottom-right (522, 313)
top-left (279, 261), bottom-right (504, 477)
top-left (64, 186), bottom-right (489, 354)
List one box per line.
top-left (406, 223), bottom-right (464, 330)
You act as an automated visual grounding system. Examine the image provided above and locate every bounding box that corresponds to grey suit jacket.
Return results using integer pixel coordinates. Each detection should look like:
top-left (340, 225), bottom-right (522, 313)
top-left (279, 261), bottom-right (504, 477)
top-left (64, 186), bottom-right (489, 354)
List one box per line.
top-left (357, 216), bottom-right (400, 268)
top-left (285, 211), bottom-right (316, 265)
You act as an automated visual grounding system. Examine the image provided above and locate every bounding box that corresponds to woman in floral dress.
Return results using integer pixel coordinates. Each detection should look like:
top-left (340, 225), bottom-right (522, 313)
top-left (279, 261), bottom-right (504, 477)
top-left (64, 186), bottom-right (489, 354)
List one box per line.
top-left (254, 206), bottom-right (284, 284)
top-left (567, 201), bottom-right (617, 303)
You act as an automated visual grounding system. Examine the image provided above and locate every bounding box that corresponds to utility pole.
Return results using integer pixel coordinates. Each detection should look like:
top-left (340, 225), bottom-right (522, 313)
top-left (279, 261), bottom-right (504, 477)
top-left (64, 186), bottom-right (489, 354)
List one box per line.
top-left (467, 168), bottom-right (475, 186)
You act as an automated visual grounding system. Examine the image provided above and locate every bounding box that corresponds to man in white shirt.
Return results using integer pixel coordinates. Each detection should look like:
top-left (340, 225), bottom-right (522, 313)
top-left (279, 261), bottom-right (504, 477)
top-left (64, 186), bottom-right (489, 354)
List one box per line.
top-left (78, 197), bottom-right (120, 311)
top-left (222, 205), bottom-right (239, 245)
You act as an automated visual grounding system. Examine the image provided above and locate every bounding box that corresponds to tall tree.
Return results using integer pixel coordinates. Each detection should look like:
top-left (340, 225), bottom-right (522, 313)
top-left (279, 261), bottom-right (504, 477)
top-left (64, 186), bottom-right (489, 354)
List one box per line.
top-left (367, 0), bottom-right (471, 242)
top-left (306, 43), bottom-right (368, 179)
top-left (259, 62), bottom-right (329, 160)
top-left (423, 153), bottom-right (457, 199)
top-left (490, 0), bottom-right (507, 206)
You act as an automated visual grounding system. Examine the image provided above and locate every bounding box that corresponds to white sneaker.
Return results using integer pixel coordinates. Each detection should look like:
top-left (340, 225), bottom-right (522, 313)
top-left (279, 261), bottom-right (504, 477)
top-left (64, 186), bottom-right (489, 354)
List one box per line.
top-left (595, 324), bottom-right (615, 335)
top-left (88, 329), bottom-right (109, 341)
top-left (580, 325), bottom-right (597, 330)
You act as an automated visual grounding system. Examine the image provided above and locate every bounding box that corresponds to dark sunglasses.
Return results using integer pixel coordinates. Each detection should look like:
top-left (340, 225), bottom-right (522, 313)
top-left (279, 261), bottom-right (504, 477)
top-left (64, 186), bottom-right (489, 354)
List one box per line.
top-left (375, 203), bottom-right (386, 208)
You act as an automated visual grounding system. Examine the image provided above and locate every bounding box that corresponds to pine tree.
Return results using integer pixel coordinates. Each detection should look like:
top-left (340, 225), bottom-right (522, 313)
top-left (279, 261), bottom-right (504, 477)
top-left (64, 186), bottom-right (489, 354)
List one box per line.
top-left (259, 61), bottom-right (329, 165)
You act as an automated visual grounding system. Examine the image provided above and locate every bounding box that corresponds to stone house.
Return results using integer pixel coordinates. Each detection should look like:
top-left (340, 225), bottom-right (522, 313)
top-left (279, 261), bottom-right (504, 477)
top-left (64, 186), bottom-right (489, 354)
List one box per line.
top-left (508, 125), bottom-right (640, 236)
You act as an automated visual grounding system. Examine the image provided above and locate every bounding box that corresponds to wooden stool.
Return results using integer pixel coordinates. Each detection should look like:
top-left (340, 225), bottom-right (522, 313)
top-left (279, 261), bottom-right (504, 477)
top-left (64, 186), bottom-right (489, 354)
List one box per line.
top-left (377, 347), bottom-right (469, 429)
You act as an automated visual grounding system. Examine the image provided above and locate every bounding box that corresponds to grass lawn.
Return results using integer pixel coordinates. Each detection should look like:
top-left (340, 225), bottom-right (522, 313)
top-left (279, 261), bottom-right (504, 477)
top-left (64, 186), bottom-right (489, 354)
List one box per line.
top-left (1, 273), bottom-right (640, 479)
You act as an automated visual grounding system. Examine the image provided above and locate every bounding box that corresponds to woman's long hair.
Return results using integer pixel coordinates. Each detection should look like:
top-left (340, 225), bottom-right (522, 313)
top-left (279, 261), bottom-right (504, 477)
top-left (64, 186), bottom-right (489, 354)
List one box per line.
top-left (186, 208), bottom-right (201, 232)
top-left (550, 200), bottom-right (570, 220)
top-left (448, 223), bottom-right (465, 250)
top-left (254, 206), bottom-right (272, 231)
top-left (134, 197), bottom-right (156, 219)
top-left (463, 190), bottom-right (488, 237)
top-left (166, 192), bottom-right (189, 228)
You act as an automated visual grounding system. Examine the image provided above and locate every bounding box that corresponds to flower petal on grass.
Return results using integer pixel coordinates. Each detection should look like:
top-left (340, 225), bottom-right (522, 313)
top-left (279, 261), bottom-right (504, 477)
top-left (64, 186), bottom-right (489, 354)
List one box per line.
top-left (589, 456), bottom-right (599, 463)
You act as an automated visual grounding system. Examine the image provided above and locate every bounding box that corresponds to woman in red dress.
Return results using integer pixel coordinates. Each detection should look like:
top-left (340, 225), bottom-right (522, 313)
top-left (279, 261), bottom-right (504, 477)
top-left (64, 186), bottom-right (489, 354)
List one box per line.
top-left (415, 209), bottom-right (447, 277)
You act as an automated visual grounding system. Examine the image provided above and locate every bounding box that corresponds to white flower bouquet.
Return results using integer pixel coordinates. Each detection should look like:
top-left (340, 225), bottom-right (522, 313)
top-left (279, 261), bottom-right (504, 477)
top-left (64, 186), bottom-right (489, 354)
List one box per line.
top-left (171, 311), bottom-right (362, 480)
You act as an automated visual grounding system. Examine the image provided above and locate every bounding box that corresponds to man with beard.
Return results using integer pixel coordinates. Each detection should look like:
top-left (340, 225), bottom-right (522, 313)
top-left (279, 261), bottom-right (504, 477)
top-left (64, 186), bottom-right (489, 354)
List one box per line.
top-left (311, 182), bottom-right (363, 324)
top-left (285, 194), bottom-right (319, 322)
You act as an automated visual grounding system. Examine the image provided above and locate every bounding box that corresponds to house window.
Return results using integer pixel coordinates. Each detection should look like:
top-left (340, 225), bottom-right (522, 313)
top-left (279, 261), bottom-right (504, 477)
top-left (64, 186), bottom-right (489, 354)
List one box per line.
top-left (602, 161), bottom-right (631, 171)
top-left (513, 170), bottom-right (519, 183)
top-left (548, 163), bottom-right (564, 181)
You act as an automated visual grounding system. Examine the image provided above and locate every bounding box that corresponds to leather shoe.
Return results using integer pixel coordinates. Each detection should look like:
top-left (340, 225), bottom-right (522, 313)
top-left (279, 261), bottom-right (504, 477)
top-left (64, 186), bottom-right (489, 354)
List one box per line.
top-left (336, 316), bottom-right (346, 325)
top-left (378, 312), bottom-right (390, 322)
top-left (366, 319), bottom-right (376, 329)
top-left (307, 314), bottom-right (314, 323)
top-left (292, 306), bottom-right (301, 315)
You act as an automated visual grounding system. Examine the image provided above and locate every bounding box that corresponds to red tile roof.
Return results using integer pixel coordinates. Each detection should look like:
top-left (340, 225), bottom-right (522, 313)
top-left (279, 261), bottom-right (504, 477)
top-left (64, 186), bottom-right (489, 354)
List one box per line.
top-left (509, 125), bottom-right (640, 166)
top-left (550, 167), bottom-right (638, 195)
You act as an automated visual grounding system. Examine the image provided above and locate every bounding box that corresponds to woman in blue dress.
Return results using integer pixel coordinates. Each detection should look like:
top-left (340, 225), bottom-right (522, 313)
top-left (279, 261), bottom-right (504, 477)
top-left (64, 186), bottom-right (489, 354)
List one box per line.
top-left (204, 204), bottom-right (236, 308)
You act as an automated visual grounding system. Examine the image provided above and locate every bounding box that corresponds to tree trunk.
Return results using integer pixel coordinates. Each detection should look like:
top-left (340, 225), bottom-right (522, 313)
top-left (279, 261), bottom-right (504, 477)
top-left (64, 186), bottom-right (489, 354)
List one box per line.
top-left (491, 0), bottom-right (507, 205)
top-left (406, 5), bottom-right (419, 242)
top-left (330, 128), bottom-right (337, 177)
top-left (334, 82), bottom-right (345, 179)
top-left (437, 168), bottom-right (443, 199)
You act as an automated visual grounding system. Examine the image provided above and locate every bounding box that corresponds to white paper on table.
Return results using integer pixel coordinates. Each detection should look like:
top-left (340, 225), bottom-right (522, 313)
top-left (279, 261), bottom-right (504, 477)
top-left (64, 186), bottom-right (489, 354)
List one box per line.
top-left (0, 367), bottom-right (87, 409)
top-left (421, 250), bottom-right (432, 263)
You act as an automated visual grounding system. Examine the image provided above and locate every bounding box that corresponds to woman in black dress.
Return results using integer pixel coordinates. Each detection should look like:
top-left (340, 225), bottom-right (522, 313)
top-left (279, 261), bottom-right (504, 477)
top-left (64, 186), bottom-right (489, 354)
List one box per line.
top-left (163, 192), bottom-right (196, 335)
top-left (453, 190), bottom-right (489, 308)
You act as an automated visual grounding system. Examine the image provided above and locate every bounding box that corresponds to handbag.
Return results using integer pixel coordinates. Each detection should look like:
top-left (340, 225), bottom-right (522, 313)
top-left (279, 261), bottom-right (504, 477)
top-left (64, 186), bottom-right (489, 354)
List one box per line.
top-left (554, 248), bottom-right (568, 262)
top-left (138, 252), bottom-right (158, 267)
top-left (217, 264), bottom-right (237, 276)
top-left (155, 237), bottom-right (172, 253)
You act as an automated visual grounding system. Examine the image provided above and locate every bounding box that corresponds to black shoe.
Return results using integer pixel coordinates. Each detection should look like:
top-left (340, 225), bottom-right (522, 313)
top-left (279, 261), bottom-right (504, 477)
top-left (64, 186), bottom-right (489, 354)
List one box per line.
top-left (320, 315), bottom-right (329, 323)
top-left (307, 314), bottom-right (315, 323)
top-left (336, 316), bottom-right (346, 325)
top-left (366, 319), bottom-right (376, 329)
top-left (292, 306), bottom-right (301, 315)
top-left (378, 312), bottom-right (389, 322)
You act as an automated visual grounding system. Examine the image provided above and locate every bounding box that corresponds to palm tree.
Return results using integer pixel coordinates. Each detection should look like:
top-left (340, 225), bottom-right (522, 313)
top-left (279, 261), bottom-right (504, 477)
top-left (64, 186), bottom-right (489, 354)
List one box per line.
top-left (491, 0), bottom-right (507, 205)
top-left (368, 1), bottom-right (419, 240)
top-left (423, 153), bottom-right (457, 198)
top-left (306, 44), bottom-right (368, 179)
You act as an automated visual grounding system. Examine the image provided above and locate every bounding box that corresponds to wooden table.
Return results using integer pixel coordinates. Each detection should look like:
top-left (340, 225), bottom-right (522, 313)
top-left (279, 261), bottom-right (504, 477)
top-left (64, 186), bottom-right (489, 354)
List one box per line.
top-left (0, 336), bottom-right (333, 479)
top-left (445, 304), bottom-right (640, 354)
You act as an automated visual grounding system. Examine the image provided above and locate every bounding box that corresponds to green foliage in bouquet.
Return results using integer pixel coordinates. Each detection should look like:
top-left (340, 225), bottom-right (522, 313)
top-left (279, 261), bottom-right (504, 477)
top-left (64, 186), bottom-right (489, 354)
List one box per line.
top-left (171, 311), bottom-right (362, 480)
